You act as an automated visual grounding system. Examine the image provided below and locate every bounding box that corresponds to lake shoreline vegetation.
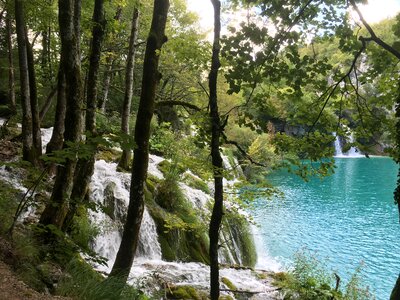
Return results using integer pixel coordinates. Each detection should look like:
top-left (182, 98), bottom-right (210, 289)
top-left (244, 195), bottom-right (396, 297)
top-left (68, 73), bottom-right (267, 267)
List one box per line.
top-left (0, 0), bottom-right (399, 299)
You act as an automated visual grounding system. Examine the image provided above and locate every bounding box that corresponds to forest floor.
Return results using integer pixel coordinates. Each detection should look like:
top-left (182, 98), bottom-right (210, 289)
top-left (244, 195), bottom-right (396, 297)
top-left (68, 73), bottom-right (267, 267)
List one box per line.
top-left (0, 260), bottom-right (70, 300)
top-left (0, 237), bottom-right (70, 300)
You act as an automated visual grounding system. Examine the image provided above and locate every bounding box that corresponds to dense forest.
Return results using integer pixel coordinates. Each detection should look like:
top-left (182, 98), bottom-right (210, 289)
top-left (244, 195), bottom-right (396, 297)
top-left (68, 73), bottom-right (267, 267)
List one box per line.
top-left (0, 0), bottom-right (399, 299)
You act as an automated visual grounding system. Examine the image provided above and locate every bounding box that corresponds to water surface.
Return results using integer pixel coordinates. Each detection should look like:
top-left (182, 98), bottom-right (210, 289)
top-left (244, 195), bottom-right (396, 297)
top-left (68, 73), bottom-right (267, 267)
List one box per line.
top-left (253, 157), bottom-right (399, 299)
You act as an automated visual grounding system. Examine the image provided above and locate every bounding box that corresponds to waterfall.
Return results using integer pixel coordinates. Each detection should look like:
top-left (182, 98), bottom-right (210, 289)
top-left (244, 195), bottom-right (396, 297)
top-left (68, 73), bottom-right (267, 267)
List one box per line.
top-left (333, 132), bottom-right (363, 158)
top-left (90, 160), bottom-right (162, 271)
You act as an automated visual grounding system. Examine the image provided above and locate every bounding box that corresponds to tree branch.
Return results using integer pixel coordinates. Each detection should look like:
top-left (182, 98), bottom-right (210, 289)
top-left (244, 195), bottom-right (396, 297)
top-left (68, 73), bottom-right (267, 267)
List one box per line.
top-left (155, 100), bottom-right (202, 111)
top-left (349, 0), bottom-right (400, 60)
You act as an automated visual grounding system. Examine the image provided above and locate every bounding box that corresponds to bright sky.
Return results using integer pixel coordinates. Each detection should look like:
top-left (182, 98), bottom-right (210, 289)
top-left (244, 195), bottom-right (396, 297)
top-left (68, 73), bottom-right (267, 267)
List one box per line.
top-left (186, 0), bottom-right (400, 33)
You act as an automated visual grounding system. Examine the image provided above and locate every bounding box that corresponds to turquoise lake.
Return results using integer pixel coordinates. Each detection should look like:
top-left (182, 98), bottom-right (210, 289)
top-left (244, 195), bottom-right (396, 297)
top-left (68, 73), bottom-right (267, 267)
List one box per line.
top-left (253, 157), bottom-right (400, 299)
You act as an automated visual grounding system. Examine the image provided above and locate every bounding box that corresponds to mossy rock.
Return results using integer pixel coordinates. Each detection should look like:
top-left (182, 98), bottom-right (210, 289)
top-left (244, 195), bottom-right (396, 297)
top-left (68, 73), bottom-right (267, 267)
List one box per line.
top-left (95, 146), bottom-right (121, 162)
top-left (221, 211), bottom-right (257, 268)
top-left (182, 173), bottom-right (210, 194)
top-left (221, 277), bottom-right (237, 291)
top-left (0, 180), bottom-right (21, 233)
top-left (166, 285), bottom-right (208, 299)
top-left (145, 178), bottom-right (210, 264)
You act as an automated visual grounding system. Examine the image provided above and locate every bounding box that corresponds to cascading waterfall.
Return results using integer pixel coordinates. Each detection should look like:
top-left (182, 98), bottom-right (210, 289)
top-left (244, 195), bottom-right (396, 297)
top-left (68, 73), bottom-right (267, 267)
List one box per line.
top-left (333, 132), bottom-right (363, 158)
top-left (89, 159), bottom-right (162, 269)
top-left (0, 123), bottom-right (281, 298)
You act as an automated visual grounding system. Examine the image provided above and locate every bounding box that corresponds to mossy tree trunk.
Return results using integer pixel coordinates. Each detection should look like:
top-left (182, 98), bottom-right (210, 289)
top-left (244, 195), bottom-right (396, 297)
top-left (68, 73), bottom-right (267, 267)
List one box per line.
top-left (108, 0), bottom-right (169, 286)
top-left (26, 34), bottom-right (42, 159)
top-left (63, 0), bottom-right (106, 232)
top-left (6, 9), bottom-right (16, 112)
top-left (39, 0), bottom-right (83, 229)
top-left (15, 0), bottom-right (40, 167)
top-left (208, 1), bottom-right (223, 299)
top-left (118, 7), bottom-right (140, 171)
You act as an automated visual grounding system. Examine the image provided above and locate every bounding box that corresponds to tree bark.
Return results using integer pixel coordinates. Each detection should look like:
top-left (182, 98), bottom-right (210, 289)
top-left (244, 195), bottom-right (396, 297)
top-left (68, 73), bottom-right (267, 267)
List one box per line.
top-left (46, 66), bottom-right (66, 155)
top-left (39, 86), bottom-right (57, 122)
top-left (40, 0), bottom-right (83, 229)
top-left (208, 1), bottom-right (223, 299)
top-left (118, 7), bottom-right (140, 171)
top-left (6, 10), bottom-right (16, 112)
top-left (15, 0), bottom-right (40, 166)
top-left (63, 0), bottom-right (106, 232)
top-left (108, 0), bottom-right (169, 285)
top-left (97, 6), bottom-right (122, 112)
top-left (26, 36), bottom-right (42, 158)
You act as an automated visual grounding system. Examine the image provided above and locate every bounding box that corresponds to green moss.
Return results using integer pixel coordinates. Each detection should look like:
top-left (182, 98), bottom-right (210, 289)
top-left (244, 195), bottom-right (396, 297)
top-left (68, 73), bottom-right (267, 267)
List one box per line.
top-left (0, 180), bottom-right (20, 233)
top-left (145, 178), bottom-right (210, 264)
top-left (221, 277), bottom-right (237, 291)
top-left (95, 147), bottom-right (121, 162)
top-left (182, 173), bottom-right (210, 194)
top-left (219, 296), bottom-right (234, 300)
top-left (167, 285), bottom-right (207, 299)
top-left (222, 211), bottom-right (257, 268)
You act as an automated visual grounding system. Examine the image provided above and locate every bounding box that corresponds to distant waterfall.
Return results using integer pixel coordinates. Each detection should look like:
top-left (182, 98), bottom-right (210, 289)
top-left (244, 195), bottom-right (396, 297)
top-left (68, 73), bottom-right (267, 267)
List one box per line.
top-left (333, 133), bottom-right (343, 157)
top-left (333, 132), bottom-right (363, 158)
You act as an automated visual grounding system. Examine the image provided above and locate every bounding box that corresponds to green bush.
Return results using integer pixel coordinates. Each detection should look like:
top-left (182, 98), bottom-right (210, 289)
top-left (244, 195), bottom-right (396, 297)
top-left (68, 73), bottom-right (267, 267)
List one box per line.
top-left (57, 258), bottom-right (148, 300)
top-left (272, 250), bottom-right (373, 300)
top-left (69, 209), bottom-right (100, 252)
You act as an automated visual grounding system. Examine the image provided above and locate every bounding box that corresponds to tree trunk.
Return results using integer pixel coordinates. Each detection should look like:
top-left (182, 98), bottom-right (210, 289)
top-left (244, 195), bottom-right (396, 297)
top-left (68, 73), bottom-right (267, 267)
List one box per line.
top-left (391, 274), bottom-right (400, 300)
top-left (118, 7), bottom-right (140, 171)
top-left (63, 0), bottom-right (106, 232)
top-left (15, 0), bottom-right (40, 166)
top-left (26, 36), bottom-right (42, 158)
top-left (97, 6), bottom-right (122, 112)
top-left (40, 0), bottom-right (83, 229)
top-left (98, 59), bottom-right (114, 112)
top-left (6, 11), bottom-right (16, 112)
top-left (208, 1), bottom-right (223, 299)
top-left (46, 66), bottom-right (66, 155)
top-left (39, 86), bottom-right (57, 122)
top-left (108, 0), bottom-right (169, 286)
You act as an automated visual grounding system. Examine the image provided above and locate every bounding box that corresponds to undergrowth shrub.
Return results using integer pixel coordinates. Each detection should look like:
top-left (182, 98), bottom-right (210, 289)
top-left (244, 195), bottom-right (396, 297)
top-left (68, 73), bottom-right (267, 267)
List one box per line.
top-left (57, 258), bottom-right (148, 300)
top-left (273, 250), bottom-right (374, 300)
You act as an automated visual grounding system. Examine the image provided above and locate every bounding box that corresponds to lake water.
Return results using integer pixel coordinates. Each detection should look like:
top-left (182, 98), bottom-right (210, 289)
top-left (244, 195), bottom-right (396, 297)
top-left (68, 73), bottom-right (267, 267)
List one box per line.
top-left (253, 157), bottom-right (400, 299)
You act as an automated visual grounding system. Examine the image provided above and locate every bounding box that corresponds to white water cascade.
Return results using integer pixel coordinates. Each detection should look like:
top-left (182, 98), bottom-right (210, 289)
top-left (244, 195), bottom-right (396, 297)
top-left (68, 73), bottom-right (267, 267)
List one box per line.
top-left (87, 158), bottom-right (281, 298)
top-left (0, 122), bottom-right (281, 298)
top-left (333, 132), bottom-right (363, 158)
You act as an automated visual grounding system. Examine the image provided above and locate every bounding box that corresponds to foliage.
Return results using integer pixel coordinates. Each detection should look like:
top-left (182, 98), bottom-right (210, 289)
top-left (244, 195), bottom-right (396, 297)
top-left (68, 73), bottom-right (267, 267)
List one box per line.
top-left (57, 257), bottom-right (148, 300)
top-left (272, 250), bottom-right (374, 300)
top-left (0, 180), bottom-right (20, 234)
top-left (69, 209), bottom-right (100, 252)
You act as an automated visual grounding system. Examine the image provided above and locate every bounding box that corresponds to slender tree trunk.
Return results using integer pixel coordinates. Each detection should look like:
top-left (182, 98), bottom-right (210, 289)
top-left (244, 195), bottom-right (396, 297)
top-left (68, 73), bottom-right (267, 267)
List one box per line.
top-left (98, 58), bottom-right (114, 112)
top-left (208, 1), bottom-right (223, 299)
top-left (26, 37), bottom-right (42, 158)
top-left (15, 0), bottom-right (40, 166)
top-left (6, 11), bottom-right (16, 112)
top-left (63, 0), bottom-right (106, 232)
top-left (97, 6), bottom-right (122, 112)
top-left (39, 86), bottom-right (57, 122)
top-left (118, 7), bottom-right (140, 170)
top-left (40, 0), bottom-right (83, 229)
top-left (46, 66), bottom-right (66, 155)
top-left (108, 0), bottom-right (169, 286)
